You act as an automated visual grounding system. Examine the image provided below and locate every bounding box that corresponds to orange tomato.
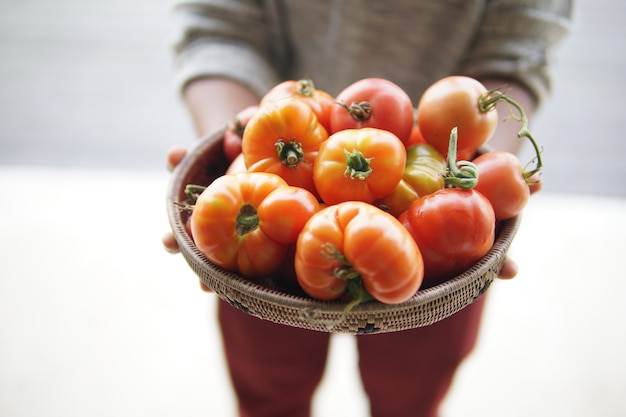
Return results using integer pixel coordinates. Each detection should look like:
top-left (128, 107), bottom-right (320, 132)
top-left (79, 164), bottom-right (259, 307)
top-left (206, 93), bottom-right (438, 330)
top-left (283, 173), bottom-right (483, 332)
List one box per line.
top-left (191, 172), bottom-right (318, 279)
top-left (242, 98), bottom-right (328, 196)
top-left (295, 201), bottom-right (424, 304)
top-left (313, 128), bottom-right (406, 205)
top-left (260, 79), bottom-right (334, 131)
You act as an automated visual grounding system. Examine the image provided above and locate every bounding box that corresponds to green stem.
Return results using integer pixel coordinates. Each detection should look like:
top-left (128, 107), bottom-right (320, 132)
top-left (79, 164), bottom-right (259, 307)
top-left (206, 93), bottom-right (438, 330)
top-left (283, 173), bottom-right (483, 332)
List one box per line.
top-left (479, 88), bottom-right (543, 182)
top-left (275, 138), bottom-right (305, 168)
top-left (296, 79), bottom-right (316, 97)
top-left (343, 148), bottom-right (373, 180)
top-left (235, 204), bottom-right (259, 235)
top-left (444, 127), bottom-right (479, 189)
top-left (184, 184), bottom-right (207, 204)
top-left (321, 243), bottom-right (374, 312)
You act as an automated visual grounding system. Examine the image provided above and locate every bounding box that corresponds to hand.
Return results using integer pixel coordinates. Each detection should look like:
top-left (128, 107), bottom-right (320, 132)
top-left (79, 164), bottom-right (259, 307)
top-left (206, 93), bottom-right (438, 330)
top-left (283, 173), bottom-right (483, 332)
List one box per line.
top-left (161, 146), bottom-right (187, 254)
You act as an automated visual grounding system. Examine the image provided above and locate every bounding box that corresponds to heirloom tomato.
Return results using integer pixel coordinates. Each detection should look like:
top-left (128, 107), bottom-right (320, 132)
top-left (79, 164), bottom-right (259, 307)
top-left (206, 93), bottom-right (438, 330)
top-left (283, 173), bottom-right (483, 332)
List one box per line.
top-left (330, 78), bottom-right (414, 143)
top-left (399, 188), bottom-right (496, 288)
top-left (257, 185), bottom-right (321, 244)
top-left (223, 105), bottom-right (259, 162)
top-left (242, 98), bottom-right (328, 196)
top-left (416, 76), bottom-right (498, 160)
top-left (313, 128), bottom-right (406, 205)
top-left (376, 143), bottom-right (447, 217)
top-left (191, 172), bottom-right (302, 279)
top-left (260, 79), bottom-right (334, 131)
top-left (295, 201), bottom-right (424, 305)
top-left (472, 150), bottom-right (530, 220)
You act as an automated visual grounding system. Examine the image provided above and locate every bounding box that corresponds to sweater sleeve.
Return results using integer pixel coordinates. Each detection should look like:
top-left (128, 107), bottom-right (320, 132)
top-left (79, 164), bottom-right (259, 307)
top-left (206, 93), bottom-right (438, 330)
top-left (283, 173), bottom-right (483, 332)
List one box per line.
top-left (460, 0), bottom-right (573, 105)
top-left (170, 0), bottom-right (283, 97)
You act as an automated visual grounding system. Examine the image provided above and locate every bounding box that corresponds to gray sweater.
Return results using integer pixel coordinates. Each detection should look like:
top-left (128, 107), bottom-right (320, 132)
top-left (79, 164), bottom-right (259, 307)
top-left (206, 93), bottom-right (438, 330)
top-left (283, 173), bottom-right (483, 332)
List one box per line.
top-left (171, 0), bottom-right (571, 106)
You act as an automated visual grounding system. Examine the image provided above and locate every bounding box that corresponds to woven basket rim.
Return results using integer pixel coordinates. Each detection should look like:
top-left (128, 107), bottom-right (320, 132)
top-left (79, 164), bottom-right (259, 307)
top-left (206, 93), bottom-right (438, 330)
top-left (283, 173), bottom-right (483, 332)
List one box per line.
top-left (166, 128), bottom-right (521, 334)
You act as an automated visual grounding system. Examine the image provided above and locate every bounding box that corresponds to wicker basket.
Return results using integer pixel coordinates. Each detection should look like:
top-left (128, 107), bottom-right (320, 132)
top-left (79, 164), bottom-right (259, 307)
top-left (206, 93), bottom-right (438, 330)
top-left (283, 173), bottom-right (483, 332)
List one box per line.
top-left (166, 129), bottom-right (521, 335)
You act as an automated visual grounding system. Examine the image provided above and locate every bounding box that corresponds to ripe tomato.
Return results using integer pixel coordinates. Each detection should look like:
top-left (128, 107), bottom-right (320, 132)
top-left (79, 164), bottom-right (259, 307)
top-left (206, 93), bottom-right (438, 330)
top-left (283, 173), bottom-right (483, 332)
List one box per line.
top-left (242, 98), bottom-right (328, 196)
top-left (295, 201), bottom-right (424, 304)
top-left (257, 185), bottom-right (321, 244)
top-left (405, 121), bottom-right (427, 147)
top-left (260, 79), bottom-right (334, 131)
top-left (329, 78), bottom-right (414, 143)
top-left (375, 143), bottom-right (446, 217)
top-left (399, 188), bottom-right (496, 288)
top-left (313, 128), bottom-right (406, 205)
top-left (223, 105), bottom-right (259, 162)
top-left (416, 76), bottom-right (498, 160)
top-left (472, 150), bottom-right (530, 220)
top-left (190, 172), bottom-right (291, 279)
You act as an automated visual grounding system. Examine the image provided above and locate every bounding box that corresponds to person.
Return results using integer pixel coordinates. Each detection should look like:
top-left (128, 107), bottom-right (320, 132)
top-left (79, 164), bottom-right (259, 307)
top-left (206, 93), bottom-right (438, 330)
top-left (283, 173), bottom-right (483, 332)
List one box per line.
top-left (162, 1), bottom-right (572, 416)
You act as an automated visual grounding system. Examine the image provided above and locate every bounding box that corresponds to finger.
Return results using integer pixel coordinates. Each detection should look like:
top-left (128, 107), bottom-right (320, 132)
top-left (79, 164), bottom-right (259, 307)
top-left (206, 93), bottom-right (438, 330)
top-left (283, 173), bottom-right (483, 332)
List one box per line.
top-left (162, 232), bottom-right (180, 254)
top-left (498, 257), bottom-right (518, 279)
top-left (166, 146), bottom-right (188, 171)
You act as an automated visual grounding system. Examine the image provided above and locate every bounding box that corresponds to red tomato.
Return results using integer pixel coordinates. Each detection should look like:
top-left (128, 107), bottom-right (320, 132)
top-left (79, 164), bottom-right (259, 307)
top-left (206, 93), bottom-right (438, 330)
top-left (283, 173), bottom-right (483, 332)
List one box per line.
top-left (399, 188), bottom-right (496, 288)
top-left (260, 79), bottom-right (334, 131)
top-left (313, 128), bottom-right (406, 205)
top-left (329, 78), bottom-right (415, 143)
top-left (242, 98), bottom-right (328, 196)
top-left (472, 150), bottom-right (530, 220)
top-left (416, 76), bottom-right (498, 160)
top-left (405, 121), bottom-right (427, 147)
top-left (295, 201), bottom-right (424, 304)
top-left (223, 105), bottom-right (259, 162)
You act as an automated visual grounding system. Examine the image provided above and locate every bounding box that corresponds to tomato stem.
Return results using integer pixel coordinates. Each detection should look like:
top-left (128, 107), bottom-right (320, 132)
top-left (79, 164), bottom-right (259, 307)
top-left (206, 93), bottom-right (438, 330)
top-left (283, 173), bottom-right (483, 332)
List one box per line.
top-left (184, 184), bottom-right (207, 204)
top-left (321, 243), bottom-right (374, 313)
top-left (444, 127), bottom-right (479, 189)
top-left (235, 204), bottom-right (259, 235)
top-left (479, 88), bottom-right (543, 182)
top-left (275, 138), bottom-right (305, 168)
top-left (295, 79), bottom-right (316, 97)
top-left (336, 100), bottom-right (372, 121)
top-left (343, 148), bottom-right (373, 180)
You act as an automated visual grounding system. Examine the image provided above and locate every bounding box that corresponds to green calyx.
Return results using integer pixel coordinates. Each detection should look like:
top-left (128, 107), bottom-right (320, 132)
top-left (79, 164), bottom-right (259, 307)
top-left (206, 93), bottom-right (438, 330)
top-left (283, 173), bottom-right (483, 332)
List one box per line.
top-left (444, 127), bottom-right (479, 189)
top-left (275, 138), bottom-right (305, 168)
top-left (343, 148), bottom-right (373, 180)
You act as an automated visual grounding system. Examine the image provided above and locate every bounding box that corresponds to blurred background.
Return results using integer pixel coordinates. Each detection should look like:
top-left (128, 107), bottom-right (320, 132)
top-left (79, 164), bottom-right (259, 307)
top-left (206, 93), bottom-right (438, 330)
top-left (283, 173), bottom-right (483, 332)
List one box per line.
top-left (1, 1), bottom-right (625, 416)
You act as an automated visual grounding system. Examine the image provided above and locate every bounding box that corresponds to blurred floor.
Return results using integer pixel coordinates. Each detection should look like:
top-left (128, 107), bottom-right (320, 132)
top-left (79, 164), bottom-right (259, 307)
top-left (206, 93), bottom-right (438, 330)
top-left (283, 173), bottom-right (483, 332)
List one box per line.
top-left (1, 1), bottom-right (626, 416)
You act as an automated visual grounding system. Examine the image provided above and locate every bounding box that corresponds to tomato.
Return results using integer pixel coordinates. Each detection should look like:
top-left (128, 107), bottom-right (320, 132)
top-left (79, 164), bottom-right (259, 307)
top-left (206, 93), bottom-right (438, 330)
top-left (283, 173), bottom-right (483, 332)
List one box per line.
top-left (472, 150), bottom-right (530, 220)
top-left (190, 172), bottom-right (292, 279)
top-left (405, 121), bottom-right (427, 147)
top-left (257, 186), bottom-right (321, 244)
top-left (242, 98), bottom-right (328, 196)
top-left (399, 188), bottom-right (495, 288)
top-left (223, 105), bottom-right (259, 162)
top-left (295, 201), bottom-right (424, 304)
top-left (329, 78), bottom-right (414, 143)
top-left (375, 143), bottom-right (446, 217)
top-left (416, 76), bottom-right (498, 160)
top-left (313, 128), bottom-right (406, 205)
top-left (260, 79), bottom-right (334, 131)
top-left (226, 152), bottom-right (246, 174)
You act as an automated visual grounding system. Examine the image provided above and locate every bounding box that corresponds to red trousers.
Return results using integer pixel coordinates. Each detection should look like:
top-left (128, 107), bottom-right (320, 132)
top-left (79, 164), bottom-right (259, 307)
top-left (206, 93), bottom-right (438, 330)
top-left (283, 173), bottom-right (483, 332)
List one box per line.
top-left (218, 296), bottom-right (486, 417)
